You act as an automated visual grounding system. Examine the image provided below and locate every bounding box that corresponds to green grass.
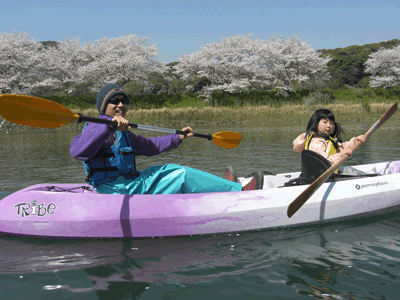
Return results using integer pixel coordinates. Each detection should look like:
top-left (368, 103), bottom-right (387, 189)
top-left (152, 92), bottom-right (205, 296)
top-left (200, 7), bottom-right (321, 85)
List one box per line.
top-left (39, 87), bottom-right (400, 110)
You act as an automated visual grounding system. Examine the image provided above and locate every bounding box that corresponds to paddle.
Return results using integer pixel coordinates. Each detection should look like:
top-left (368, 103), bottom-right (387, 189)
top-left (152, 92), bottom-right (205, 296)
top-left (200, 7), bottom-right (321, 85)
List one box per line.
top-left (0, 94), bottom-right (242, 149)
top-left (287, 102), bottom-right (398, 218)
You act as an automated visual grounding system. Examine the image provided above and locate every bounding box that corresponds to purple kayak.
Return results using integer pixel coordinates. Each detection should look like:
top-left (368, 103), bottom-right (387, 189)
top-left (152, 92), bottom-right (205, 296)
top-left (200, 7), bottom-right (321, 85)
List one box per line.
top-left (1, 161), bottom-right (400, 239)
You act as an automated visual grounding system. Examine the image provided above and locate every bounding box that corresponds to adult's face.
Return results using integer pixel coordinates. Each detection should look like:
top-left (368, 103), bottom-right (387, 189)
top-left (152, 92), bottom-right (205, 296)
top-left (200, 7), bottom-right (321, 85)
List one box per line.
top-left (105, 95), bottom-right (129, 118)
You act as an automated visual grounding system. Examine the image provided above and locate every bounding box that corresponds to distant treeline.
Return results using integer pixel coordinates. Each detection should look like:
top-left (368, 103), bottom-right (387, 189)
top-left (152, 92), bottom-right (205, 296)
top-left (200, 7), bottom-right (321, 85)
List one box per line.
top-left (319, 39), bottom-right (400, 88)
top-left (129, 38), bottom-right (400, 95)
top-left (46, 87), bottom-right (400, 111)
top-left (38, 38), bottom-right (400, 109)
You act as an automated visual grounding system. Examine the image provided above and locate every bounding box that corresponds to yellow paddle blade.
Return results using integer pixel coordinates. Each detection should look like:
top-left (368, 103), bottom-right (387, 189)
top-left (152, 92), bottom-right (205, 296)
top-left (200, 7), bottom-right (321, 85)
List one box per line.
top-left (211, 131), bottom-right (242, 149)
top-left (0, 94), bottom-right (79, 128)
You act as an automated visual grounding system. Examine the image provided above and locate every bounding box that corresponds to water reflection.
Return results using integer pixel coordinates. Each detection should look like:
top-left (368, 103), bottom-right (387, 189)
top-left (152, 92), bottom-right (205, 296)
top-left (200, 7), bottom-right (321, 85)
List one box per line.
top-left (276, 216), bottom-right (400, 299)
top-left (0, 212), bottom-right (399, 299)
top-left (0, 238), bottom-right (126, 274)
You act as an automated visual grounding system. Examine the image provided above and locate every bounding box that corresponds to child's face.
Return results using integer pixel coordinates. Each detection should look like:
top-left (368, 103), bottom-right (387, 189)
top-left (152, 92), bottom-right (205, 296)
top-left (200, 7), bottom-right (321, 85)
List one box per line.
top-left (317, 118), bottom-right (335, 135)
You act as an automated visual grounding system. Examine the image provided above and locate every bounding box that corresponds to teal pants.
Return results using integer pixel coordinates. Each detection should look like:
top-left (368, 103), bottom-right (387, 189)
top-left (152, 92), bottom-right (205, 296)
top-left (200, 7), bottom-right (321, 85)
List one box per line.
top-left (94, 164), bottom-right (243, 194)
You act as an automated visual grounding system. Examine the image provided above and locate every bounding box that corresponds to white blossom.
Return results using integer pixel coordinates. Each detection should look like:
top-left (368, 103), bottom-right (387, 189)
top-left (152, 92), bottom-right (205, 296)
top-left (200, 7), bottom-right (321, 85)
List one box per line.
top-left (38, 36), bottom-right (87, 96)
top-left (80, 34), bottom-right (166, 91)
top-left (176, 34), bottom-right (331, 98)
top-left (365, 45), bottom-right (400, 88)
top-left (256, 36), bottom-right (331, 94)
top-left (0, 31), bottom-right (42, 94)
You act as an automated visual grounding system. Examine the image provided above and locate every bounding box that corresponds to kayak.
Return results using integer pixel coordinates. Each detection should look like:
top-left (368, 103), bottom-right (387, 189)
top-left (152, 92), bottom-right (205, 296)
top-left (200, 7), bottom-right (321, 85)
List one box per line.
top-left (1, 160), bottom-right (399, 239)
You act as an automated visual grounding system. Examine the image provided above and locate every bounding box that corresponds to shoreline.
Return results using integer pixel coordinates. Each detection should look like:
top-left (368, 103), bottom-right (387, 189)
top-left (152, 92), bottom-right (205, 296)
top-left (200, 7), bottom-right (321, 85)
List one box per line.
top-left (0, 103), bottom-right (398, 131)
top-left (79, 103), bottom-right (396, 126)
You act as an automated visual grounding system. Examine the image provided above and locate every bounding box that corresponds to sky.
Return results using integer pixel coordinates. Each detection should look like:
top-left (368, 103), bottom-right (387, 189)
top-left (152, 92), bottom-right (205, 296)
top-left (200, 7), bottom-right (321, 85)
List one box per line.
top-left (1, 0), bottom-right (399, 63)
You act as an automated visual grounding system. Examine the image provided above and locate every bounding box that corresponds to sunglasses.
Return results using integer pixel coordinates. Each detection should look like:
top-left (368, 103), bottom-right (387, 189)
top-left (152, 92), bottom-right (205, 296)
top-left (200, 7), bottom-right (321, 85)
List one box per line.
top-left (108, 97), bottom-right (129, 105)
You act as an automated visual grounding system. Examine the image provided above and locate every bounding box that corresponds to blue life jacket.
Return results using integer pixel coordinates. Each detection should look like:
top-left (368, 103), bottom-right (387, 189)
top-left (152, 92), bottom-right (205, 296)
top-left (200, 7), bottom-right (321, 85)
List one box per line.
top-left (82, 123), bottom-right (138, 186)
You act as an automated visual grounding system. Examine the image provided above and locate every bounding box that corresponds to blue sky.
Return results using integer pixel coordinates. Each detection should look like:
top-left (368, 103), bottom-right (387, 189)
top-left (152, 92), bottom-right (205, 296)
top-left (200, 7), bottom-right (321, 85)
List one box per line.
top-left (1, 0), bottom-right (398, 63)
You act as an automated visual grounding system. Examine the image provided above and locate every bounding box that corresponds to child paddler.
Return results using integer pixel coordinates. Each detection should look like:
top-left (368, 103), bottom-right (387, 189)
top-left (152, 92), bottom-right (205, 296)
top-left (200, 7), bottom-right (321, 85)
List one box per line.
top-left (292, 108), bottom-right (400, 178)
top-left (293, 108), bottom-right (366, 165)
top-left (70, 84), bottom-right (263, 194)
top-left (292, 108), bottom-right (369, 178)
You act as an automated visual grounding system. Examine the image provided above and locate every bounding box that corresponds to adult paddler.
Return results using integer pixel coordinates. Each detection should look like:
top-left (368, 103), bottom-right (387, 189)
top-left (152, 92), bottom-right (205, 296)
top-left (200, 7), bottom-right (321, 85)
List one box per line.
top-left (70, 84), bottom-right (262, 194)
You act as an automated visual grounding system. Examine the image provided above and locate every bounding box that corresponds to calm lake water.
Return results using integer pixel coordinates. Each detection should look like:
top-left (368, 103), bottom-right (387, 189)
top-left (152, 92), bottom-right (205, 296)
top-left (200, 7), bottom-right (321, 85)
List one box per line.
top-left (1, 119), bottom-right (400, 299)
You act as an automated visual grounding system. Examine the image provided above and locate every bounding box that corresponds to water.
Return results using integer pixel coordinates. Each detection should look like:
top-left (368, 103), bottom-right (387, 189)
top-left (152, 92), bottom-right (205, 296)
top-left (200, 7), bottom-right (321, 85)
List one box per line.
top-left (0, 120), bottom-right (400, 299)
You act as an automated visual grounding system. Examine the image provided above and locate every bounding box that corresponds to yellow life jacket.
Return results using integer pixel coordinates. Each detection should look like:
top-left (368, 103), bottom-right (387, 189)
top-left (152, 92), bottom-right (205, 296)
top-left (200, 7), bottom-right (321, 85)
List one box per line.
top-left (305, 133), bottom-right (340, 173)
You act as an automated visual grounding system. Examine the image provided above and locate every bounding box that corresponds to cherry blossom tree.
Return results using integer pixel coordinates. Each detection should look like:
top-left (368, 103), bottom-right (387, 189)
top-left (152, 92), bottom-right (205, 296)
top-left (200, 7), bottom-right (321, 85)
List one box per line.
top-left (257, 36), bottom-right (331, 94)
top-left (81, 34), bottom-right (166, 91)
top-left (175, 34), bottom-right (331, 97)
top-left (365, 45), bottom-right (400, 88)
top-left (38, 36), bottom-right (87, 96)
top-left (175, 34), bottom-right (264, 97)
top-left (0, 31), bottom-right (43, 94)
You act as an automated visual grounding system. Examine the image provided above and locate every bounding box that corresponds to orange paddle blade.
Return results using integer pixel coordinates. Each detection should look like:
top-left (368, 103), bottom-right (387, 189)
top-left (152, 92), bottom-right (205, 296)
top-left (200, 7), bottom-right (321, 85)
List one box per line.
top-left (0, 94), bottom-right (79, 128)
top-left (212, 131), bottom-right (242, 148)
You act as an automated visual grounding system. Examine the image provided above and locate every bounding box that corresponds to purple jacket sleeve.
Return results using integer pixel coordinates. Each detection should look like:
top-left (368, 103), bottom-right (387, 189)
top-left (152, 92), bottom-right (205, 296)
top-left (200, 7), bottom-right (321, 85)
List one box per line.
top-left (70, 114), bottom-right (182, 161)
top-left (130, 131), bottom-right (182, 157)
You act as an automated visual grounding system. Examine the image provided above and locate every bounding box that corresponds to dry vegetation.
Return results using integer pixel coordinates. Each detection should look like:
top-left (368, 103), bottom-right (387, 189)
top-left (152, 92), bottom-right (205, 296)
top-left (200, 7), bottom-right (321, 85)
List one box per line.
top-left (76, 103), bottom-right (398, 126)
top-left (0, 103), bottom-right (397, 132)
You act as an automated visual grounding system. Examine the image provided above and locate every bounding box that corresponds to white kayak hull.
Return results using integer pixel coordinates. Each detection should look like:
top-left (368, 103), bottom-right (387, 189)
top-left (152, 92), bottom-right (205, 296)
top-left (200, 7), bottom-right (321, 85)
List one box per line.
top-left (0, 161), bottom-right (399, 238)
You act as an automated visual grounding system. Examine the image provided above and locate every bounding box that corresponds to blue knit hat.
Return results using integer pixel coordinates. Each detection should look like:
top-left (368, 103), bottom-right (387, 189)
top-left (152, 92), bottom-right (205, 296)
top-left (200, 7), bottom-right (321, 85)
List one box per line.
top-left (96, 83), bottom-right (129, 113)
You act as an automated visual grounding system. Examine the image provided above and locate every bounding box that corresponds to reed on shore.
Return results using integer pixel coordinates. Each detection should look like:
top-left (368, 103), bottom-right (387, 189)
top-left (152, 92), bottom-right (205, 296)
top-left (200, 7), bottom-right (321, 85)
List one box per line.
top-left (0, 102), bottom-right (397, 132)
top-left (77, 102), bottom-right (397, 126)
